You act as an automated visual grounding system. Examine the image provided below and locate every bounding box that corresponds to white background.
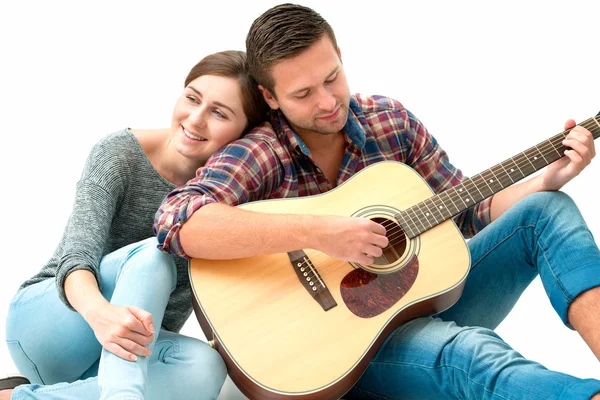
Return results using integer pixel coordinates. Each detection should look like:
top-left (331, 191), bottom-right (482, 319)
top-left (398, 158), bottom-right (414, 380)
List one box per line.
top-left (1, 1), bottom-right (599, 398)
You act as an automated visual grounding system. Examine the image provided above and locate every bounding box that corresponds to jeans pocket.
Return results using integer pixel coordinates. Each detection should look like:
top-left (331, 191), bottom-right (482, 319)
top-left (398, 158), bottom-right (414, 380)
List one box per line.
top-left (6, 340), bottom-right (44, 384)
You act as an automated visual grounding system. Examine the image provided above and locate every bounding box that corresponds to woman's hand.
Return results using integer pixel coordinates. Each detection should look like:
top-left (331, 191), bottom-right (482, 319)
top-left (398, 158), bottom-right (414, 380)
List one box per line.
top-left (84, 303), bottom-right (155, 361)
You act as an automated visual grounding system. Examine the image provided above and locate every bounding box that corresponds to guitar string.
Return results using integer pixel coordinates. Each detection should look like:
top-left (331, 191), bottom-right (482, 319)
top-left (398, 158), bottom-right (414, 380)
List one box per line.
top-left (382, 119), bottom-right (599, 242)
top-left (296, 118), bottom-right (599, 267)
top-left (353, 119), bottom-right (599, 252)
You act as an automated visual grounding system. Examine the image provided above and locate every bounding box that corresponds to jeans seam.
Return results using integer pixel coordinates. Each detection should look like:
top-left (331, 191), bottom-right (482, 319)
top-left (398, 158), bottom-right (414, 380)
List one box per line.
top-left (470, 224), bottom-right (537, 272)
top-left (534, 228), bottom-right (574, 304)
top-left (6, 340), bottom-right (44, 385)
top-left (369, 360), bottom-right (511, 400)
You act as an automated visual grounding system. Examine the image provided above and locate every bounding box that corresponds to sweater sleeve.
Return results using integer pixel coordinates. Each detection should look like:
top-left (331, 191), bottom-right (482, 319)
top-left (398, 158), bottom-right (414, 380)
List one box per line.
top-left (55, 140), bottom-right (127, 310)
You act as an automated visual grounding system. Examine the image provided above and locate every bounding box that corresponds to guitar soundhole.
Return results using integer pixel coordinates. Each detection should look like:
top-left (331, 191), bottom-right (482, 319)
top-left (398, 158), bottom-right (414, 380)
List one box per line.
top-left (371, 217), bottom-right (407, 266)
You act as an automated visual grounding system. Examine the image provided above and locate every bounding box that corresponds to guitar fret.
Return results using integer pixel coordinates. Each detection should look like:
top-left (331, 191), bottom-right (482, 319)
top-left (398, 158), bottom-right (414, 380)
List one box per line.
top-left (509, 157), bottom-right (526, 178)
top-left (547, 138), bottom-right (562, 158)
top-left (487, 168), bottom-right (505, 190)
top-left (467, 176), bottom-right (487, 200)
top-left (406, 207), bottom-right (427, 232)
top-left (396, 212), bottom-right (415, 237)
top-left (522, 151), bottom-right (537, 172)
top-left (499, 163), bottom-right (515, 184)
top-left (443, 191), bottom-right (461, 214)
top-left (475, 174), bottom-right (494, 197)
top-left (416, 202), bottom-right (436, 227)
top-left (428, 197), bottom-right (447, 221)
top-left (403, 112), bottom-right (599, 238)
top-left (432, 193), bottom-right (454, 218)
top-left (534, 144), bottom-right (549, 164)
top-left (419, 200), bottom-right (435, 224)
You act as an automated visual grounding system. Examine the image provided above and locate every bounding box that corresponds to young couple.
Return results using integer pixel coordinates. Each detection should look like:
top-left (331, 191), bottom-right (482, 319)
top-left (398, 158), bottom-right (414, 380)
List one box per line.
top-left (5, 3), bottom-right (600, 400)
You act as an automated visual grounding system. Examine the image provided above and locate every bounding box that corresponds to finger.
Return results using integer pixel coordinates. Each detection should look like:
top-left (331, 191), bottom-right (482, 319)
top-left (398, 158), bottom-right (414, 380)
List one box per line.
top-left (122, 330), bottom-right (155, 347)
top-left (363, 244), bottom-right (383, 258)
top-left (371, 233), bottom-right (392, 249)
top-left (117, 337), bottom-right (153, 357)
top-left (566, 127), bottom-right (593, 144)
top-left (369, 220), bottom-right (387, 236)
top-left (562, 139), bottom-right (592, 162)
top-left (356, 253), bottom-right (375, 266)
top-left (104, 341), bottom-right (139, 362)
top-left (127, 307), bottom-right (154, 335)
top-left (564, 149), bottom-right (584, 170)
top-left (564, 119), bottom-right (576, 130)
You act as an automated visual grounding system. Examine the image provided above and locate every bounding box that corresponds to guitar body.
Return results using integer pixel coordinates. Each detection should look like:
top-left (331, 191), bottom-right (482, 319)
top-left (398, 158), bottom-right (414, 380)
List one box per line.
top-left (190, 161), bottom-right (471, 399)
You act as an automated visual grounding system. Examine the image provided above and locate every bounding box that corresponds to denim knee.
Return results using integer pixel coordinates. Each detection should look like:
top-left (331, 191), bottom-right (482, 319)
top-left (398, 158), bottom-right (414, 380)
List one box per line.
top-left (120, 238), bottom-right (177, 292)
top-left (515, 191), bottom-right (576, 222)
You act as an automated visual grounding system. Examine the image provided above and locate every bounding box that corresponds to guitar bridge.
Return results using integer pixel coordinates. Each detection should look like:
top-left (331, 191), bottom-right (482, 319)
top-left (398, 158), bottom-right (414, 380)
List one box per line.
top-left (288, 250), bottom-right (337, 311)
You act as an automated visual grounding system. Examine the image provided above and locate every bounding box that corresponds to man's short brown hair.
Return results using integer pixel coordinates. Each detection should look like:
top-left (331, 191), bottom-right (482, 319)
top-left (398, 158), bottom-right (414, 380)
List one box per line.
top-left (246, 3), bottom-right (338, 96)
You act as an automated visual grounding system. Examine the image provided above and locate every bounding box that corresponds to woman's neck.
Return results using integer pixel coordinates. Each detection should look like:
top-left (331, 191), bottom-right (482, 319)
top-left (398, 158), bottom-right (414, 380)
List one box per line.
top-left (132, 128), bottom-right (203, 187)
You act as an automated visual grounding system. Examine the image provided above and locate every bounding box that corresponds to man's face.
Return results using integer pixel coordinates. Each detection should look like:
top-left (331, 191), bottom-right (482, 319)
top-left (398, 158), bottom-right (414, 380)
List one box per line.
top-left (261, 35), bottom-right (351, 137)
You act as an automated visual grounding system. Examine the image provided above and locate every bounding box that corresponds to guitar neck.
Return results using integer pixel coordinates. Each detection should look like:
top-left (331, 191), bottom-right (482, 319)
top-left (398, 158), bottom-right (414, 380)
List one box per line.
top-left (396, 113), bottom-right (600, 238)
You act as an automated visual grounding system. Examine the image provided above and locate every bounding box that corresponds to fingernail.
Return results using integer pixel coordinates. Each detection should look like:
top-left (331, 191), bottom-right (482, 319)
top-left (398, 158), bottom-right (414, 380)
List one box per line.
top-left (149, 323), bottom-right (155, 333)
top-left (131, 355), bottom-right (137, 361)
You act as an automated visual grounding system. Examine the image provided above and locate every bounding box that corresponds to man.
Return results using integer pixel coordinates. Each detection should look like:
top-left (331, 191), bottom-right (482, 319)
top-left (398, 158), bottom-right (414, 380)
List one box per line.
top-left (154, 3), bottom-right (600, 399)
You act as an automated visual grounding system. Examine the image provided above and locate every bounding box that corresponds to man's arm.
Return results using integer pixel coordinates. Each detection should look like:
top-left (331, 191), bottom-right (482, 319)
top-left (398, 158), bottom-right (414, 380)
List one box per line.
top-left (154, 136), bottom-right (389, 265)
top-left (489, 119), bottom-right (595, 221)
top-left (179, 203), bottom-right (387, 265)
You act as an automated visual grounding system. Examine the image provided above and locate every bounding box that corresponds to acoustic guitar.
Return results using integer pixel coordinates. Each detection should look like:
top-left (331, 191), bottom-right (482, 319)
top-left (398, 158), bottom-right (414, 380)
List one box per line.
top-left (190, 112), bottom-right (600, 399)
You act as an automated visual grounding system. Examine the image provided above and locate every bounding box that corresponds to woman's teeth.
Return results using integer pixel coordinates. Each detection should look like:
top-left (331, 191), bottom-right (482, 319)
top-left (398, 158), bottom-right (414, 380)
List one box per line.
top-left (184, 128), bottom-right (206, 141)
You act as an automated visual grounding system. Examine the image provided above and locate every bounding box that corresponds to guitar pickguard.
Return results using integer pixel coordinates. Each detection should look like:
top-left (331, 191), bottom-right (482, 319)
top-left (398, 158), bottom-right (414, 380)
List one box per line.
top-left (340, 255), bottom-right (419, 318)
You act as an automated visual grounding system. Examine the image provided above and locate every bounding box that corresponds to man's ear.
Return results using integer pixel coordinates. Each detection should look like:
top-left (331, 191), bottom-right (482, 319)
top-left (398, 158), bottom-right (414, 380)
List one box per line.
top-left (258, 85), bottom-right (280, 110)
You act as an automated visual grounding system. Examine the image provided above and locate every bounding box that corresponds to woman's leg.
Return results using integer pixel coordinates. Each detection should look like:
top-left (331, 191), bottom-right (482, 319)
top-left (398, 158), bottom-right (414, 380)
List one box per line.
top-left (10, 331), bottom-right (226, 400)
top-left (7, 238), bottom-right (226, 399)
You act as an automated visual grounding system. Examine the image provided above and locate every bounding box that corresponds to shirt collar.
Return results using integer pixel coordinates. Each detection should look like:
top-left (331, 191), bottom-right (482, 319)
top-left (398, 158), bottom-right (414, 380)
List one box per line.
top-left (270, 96), bottom-right (366, 157)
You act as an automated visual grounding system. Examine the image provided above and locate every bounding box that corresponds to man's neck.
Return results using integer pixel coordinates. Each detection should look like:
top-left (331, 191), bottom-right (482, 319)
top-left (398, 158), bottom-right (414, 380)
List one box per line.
top-left (292, 126), bottom-right (344, 156)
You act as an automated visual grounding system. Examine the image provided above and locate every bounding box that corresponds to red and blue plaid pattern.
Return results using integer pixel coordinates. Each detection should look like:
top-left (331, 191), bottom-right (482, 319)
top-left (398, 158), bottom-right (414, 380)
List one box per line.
top-left (154, 94), bottom-right (491, 258)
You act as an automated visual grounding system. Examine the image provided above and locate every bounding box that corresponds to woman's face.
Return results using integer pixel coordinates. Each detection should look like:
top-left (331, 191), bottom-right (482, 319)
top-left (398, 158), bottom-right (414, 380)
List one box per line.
top-left (171, 74), bottom-right (248, 162)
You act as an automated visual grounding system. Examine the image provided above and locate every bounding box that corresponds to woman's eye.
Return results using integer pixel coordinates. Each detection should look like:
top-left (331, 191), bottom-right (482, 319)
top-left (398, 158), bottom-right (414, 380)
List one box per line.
top-left (326, 74), bottom-right (337, 83)
top-left (186, 95), bottom-right (198, 103)
top-left (213, 109), bottom-right (226, 119)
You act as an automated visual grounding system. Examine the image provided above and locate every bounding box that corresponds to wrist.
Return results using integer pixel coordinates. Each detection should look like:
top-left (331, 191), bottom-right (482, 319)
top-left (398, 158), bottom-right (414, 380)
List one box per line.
top-left (295, 214), bottom-right (320, 250)
top-left (80, 297), bottom-right (109, 323)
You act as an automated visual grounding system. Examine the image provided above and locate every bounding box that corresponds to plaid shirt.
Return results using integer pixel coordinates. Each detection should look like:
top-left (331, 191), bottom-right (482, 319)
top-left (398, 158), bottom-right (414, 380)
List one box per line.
top-left (154, 94), bottom-right (492, 258)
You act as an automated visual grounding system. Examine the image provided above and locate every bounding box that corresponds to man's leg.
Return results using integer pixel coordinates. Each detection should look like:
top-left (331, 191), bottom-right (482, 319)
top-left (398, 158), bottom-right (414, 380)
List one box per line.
top-left (438, 191), bottom-right (600, 347)
top-left (345, 317), bottom-right (600, 400)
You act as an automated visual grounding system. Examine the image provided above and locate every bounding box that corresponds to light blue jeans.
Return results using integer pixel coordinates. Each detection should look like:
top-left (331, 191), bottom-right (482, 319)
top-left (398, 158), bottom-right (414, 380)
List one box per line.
top-left (346, 192), bottom-right (600, 399)
top-left (5, 238), bottom-right (227, 400)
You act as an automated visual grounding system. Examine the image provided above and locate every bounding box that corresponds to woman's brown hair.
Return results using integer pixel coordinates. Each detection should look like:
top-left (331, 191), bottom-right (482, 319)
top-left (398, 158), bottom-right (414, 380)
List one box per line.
top-left (184, 50), bottom-right (269, 132)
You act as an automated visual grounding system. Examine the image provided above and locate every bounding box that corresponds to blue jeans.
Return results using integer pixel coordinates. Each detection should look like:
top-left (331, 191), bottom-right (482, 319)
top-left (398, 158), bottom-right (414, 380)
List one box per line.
top-left (5, 238), bottom-right (227, 400)
top-left (347, 192), bottom-right (600, 399)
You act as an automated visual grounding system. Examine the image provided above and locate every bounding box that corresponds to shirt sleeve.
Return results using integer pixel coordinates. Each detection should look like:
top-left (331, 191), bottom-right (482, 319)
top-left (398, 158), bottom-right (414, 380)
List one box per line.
top-left (402, 109), bottom-right (492, 238)
top-left (154, 137), bottom-right (283, 258)
top-left (55, 142), bottom-right (127, 310)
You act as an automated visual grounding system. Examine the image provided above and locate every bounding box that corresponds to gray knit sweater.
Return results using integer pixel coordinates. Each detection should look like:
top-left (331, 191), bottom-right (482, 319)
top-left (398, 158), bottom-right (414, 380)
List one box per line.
top-left (20, 129), bottom-right (191, 332)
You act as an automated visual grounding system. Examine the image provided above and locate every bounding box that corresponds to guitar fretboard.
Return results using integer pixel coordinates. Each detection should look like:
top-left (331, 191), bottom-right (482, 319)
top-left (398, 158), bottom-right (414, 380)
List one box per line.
top-left (395, 114), bottom-right (600, 238)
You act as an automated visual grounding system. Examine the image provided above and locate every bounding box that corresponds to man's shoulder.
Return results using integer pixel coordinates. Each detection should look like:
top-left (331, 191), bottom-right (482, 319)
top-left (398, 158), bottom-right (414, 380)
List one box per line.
top-left (246, 119), bottom-right (278, 140)
top-left (351, 94), bottom-right (408, 117)
top-left (212, 120), bottom-right (283, 162)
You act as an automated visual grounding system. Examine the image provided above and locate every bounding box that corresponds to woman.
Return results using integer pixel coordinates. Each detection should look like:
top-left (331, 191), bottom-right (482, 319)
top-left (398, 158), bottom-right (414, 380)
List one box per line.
top-left (2, 50), bottom-right (269, 400)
